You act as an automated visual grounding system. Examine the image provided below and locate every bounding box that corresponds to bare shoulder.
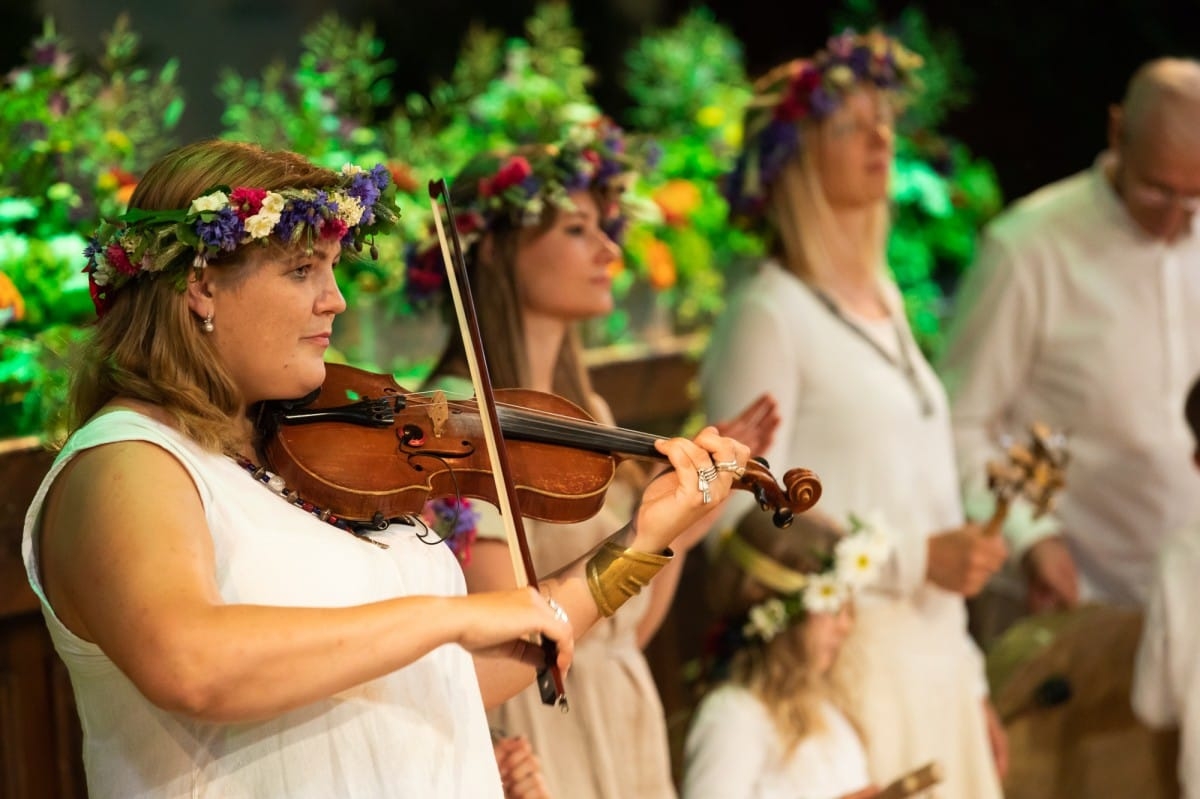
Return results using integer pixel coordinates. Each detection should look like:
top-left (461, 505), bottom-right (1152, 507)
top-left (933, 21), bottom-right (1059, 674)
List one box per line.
top-left (39, 437), bottom-right (215, 641)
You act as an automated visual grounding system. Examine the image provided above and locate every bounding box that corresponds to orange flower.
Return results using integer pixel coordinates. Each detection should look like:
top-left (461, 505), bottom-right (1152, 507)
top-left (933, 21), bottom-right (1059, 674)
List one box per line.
top-left (652, 180), bottom-right (702, 227)
top-left (0, 272), bottom-right (26, 323)
top-left (607, 257), bottom-right (625, 279)
top-left (387, 161), bottom-right (420, 194)
top-left (645, 238), bottom-right (677, 290)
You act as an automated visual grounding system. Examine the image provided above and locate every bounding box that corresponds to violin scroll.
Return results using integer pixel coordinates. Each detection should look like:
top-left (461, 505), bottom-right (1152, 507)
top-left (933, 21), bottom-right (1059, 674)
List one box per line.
top-left (737, 460), bottom-right (823, 528)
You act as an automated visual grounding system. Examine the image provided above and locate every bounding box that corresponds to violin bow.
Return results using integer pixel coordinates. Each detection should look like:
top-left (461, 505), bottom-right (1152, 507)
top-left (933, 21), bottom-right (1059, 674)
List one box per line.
top-left (428, 179), bottom-right (568, 712)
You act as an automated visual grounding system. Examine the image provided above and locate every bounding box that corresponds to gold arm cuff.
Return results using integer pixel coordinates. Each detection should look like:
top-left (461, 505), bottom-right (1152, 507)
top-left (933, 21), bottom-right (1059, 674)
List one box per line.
top-left (586, 542), bottom-right (673, 617)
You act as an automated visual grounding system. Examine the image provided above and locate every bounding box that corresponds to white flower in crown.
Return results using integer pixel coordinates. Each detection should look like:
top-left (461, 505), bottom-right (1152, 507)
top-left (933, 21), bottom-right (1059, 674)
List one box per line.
top-left (189, 191), bottom-right (230, 214)
top-left (743, 597), bottom-right (791, 642)
top-left (260, 191), bottom-right (286, 215)
top-left (835, 532), bottom-right (885, 589)
top-left (336, 195), bottom-right (365, 227)
top-left (853, 510), bottom-right (895, 560)
top-left (243, 211), bottom-right (280, 239)
top-left (803, 573), bottom-right (848, 615)
top-left (340, 164), bottom-right (366, 177)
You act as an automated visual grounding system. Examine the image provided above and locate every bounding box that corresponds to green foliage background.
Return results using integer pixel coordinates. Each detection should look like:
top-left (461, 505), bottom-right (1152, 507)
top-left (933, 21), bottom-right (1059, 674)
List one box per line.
top-left (0, 3), bottom-right (1003, 440)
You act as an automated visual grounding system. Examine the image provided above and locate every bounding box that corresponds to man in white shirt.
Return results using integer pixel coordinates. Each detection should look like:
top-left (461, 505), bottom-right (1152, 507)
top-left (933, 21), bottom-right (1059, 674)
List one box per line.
top-left (1133, 376), bottom-right (1200, 796)
top-left (940, 57), bottom-right (1200, 610)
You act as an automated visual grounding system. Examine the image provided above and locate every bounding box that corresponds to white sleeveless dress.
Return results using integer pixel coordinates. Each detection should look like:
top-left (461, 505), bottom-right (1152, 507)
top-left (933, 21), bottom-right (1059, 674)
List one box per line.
top-left (22, 409), bottom-right (502, 798)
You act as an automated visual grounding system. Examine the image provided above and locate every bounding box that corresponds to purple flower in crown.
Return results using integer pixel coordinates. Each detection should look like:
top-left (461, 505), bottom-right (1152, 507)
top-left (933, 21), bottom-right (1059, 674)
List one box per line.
top-left (847, 47), bottom-right (872, 78)
top-left (275, 194), bottom-right (327, 241)
top-left (196, 208), bottom-right (245, 251)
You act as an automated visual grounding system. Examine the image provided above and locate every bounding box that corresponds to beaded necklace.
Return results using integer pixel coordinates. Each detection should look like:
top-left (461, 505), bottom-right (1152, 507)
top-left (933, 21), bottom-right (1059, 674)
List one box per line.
top-left (234, 456), bottom-right (390, 549)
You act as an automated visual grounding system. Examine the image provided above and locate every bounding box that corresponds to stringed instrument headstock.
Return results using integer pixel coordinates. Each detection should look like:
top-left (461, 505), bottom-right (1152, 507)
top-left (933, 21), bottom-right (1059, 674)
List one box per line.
top-left (984, 422), bottom-right (1069, 536)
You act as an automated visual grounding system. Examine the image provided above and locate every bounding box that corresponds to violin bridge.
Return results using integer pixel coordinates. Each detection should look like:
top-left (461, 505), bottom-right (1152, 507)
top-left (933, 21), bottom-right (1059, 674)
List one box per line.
top-left (428, 390), bottom-right (449, 438)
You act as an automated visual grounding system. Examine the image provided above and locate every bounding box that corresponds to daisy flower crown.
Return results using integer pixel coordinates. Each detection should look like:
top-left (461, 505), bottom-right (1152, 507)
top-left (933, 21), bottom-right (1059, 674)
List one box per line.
top-left (725, 512), bottom-right (892, 645)
top-left (724, 29), bottom-right (923, 224)
top-left (84, 163), bottom-right (400, 316)
top-left (404, 118), bottom-right (658, 307)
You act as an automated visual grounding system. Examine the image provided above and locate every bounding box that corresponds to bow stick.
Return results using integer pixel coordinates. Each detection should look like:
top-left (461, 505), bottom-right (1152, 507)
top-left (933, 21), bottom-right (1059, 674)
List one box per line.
top-left (428, 179), bottom-right (568, 712)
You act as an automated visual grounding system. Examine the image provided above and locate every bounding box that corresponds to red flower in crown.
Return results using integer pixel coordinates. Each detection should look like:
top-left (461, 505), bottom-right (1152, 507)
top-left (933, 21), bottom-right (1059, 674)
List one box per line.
top-left (479, 156), bottom-right (533, 198)
top-left (106, 243), bottom-right (138, 276)
top-left (230, 187), bottom-right (267, 219)
top-left (320, 217), bottom-right (349, 240)
top-left (775, 66), bottom-right (822, 122)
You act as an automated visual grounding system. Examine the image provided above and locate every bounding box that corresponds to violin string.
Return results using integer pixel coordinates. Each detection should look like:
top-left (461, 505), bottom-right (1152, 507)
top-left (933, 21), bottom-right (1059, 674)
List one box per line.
top-left (400, 389), bottom-right (667, 456)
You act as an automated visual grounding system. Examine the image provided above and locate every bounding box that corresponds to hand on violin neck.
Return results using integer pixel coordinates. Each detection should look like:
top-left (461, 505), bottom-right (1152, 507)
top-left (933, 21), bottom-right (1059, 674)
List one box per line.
top-left (632, 427), bottom-right (751, 554)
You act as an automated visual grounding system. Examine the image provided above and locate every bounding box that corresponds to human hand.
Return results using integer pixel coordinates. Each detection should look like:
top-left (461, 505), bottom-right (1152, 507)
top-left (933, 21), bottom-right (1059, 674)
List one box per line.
top-left (712, 393), bottom-right (780, 457)
top-left (635, 426), bottom-right (751, 553)
top-left (494, 735), bottom-right (551, 799)
top-left (454, 587), bottom-right (574, 676)
top-left (983, 697), bottom-right (1009, 780)
top-left (926, 522), bottom-right (1007, 596)
top-left (1023, 535), bottom-right (1078, 612)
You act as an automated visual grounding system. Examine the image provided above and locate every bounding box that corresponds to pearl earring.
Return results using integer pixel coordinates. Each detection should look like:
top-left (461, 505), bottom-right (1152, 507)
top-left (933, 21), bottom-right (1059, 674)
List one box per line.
top-left (201, 314), bottom-right (214, 333)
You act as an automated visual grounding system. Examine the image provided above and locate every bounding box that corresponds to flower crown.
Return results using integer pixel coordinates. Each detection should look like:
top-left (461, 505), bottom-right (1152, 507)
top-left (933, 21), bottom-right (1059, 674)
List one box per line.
top-left (727, 512), bottom-right (892, 644)
top-left (724, 29), bottom-right (923, 223)
top-left (404, 118), bottom-right (657, 307)
top-left (84, 163), bottom-right (400, 316)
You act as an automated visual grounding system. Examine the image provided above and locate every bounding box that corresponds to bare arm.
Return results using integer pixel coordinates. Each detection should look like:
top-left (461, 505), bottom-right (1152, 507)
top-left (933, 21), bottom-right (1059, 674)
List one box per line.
top-left (38, 441), bottom-right (572, 724)
top-left (471, 428), bottom-right (751, 707)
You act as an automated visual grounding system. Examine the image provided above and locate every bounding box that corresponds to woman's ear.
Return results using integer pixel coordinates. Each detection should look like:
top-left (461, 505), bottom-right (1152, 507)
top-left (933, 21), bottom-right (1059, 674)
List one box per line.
top-left (185, 272), bottom-right (215, 321)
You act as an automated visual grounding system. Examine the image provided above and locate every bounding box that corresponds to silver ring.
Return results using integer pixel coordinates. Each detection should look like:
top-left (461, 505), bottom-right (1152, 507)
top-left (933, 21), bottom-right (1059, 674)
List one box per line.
top-left (698, 465), bottom-right (719, 483)
top-left (697, 475), bottom-right (713, 504)
top-left (714, 460), bottom-right (741, 473)
top-left (547, 597), bottom-right (569, 625)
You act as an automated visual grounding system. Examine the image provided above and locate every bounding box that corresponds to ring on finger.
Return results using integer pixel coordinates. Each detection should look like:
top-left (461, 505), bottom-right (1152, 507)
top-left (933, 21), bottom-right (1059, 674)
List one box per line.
top-left (698, 465), bottom-right (719, 483)
top-left (697, 475), bottom-right (713, 504)
top-left (715, 459), bottom-right (745, 478)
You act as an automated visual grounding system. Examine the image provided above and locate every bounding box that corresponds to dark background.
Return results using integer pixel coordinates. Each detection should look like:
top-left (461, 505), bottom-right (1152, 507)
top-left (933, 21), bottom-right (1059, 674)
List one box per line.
top-left (3, 0), bottom-right (1200, 204)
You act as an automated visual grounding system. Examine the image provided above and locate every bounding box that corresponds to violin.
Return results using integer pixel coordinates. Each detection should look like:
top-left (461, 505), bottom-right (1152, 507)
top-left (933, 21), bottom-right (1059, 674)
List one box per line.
top-left (260, 362), bottom-right (823, 529)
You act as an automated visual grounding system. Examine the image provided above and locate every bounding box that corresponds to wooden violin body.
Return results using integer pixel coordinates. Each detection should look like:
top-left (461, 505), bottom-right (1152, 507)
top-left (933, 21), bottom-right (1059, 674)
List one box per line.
top-left (262, 363), bottom-right (822, 527)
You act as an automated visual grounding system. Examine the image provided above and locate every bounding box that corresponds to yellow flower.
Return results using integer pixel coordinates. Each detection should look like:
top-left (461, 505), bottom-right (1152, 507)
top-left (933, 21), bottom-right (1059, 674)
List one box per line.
top-left (0, 272), bottom-right (26, 323)
top-left (827, 64), bottom-right (855, 88)
top-left (104, 129), bottom-right (132, 152)
top-left (645, 238), bottom-right (677, 290)
top-left (652, 180), bottom-right (702, 227)
top-left (696, 105), bottom-right (725, 129)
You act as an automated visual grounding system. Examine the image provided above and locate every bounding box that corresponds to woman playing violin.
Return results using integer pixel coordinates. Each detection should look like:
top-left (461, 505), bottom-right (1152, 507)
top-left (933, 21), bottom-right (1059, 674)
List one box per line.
top-left (21, 138), bottom-right (749, 798)
top-left (413, 120), bottom-right (778, 799)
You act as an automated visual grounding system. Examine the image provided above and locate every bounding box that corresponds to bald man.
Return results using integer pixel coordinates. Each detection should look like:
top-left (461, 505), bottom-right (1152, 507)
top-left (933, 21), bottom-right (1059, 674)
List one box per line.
top-left (940, 58), bottom-right (1200, 612)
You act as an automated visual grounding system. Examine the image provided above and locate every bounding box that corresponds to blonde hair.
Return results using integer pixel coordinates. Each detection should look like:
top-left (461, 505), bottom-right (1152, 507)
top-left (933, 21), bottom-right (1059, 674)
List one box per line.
top-left (427, 157), bottom-right (612, 413)
top-left (69, 140), bottom-right (339, 453)
top-left (766, 118), bottom-right (890, 288)
top-left (707, 518), bottom-right (859, 754)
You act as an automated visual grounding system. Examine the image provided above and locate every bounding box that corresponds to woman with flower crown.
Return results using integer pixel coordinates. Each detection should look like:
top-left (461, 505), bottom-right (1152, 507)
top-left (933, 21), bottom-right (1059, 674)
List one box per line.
top-left (20, 138), bottom-right (751, 798)
top-left (410, 118), bottom-right (778, 799)
top-left (683, 514), bottom-right (889, 799)
top-left (701, 31), bottom-right (1008, 798)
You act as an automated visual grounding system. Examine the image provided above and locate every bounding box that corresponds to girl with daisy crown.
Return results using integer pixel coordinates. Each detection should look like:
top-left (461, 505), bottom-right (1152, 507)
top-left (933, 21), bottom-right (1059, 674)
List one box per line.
top-left (701, 29), bottom-right (1008, 799)
top-left (22, 138), bottom-right (751, 798)
top-left (683, 514), bottom-right (888, 799)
